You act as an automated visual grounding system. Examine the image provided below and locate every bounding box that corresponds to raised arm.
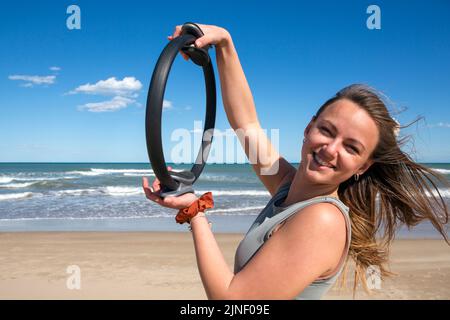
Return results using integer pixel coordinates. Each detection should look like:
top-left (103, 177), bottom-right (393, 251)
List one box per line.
top-left (170, 24), bottom-right (296, 195)
top-left (214, 31), bottom-right (296, 195)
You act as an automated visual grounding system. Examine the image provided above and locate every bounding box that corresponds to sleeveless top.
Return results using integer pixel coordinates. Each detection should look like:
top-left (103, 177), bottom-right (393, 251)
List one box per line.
top-left (234, 182), bottom-right (352, 300)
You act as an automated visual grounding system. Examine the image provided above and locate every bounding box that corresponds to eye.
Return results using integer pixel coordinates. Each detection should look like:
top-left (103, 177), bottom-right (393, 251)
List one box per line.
top-left (346, 145), bottom-right (360, 154)
top-left (319, 126), bottom-right (332, 136)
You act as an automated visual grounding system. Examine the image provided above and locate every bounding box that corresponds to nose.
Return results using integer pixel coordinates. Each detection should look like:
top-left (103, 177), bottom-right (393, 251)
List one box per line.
top-left (320, 140), bottom-right (339, 161)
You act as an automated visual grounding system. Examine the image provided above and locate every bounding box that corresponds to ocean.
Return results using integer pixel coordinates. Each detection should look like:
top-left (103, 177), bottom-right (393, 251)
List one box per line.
top-left (0, 162), bottom-right (449, 238)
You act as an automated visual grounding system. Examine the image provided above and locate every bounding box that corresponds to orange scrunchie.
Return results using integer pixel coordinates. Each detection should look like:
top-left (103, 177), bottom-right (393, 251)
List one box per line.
top-left (175, 192), bottom-right (214, 224)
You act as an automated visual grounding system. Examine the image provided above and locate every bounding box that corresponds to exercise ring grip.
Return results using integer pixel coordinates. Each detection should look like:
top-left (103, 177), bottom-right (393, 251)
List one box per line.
top-left (145, 22), bottom-right (216, 198)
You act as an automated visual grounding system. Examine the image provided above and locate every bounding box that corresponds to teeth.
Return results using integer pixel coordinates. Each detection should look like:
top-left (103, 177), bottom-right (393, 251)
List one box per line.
top-left (314, 153), bottom-right (334, 168)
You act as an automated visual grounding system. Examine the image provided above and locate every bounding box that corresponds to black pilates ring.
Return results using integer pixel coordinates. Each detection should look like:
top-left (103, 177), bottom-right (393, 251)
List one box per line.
top-left (145, 22), bottom-right (216, 197)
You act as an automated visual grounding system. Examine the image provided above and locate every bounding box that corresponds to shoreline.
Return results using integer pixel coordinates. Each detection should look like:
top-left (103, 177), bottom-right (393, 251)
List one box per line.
top-left (0, 215), bottom-right (447, 239)
top-left (0, 232), bottom-right (449, 299)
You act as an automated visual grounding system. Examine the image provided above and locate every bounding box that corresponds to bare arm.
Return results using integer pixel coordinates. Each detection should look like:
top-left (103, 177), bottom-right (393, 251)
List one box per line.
top-left (142, 154), bottom-right (347, 300)
top-left (171, 24), bottom-right (296, 195)
top-left (189, 203), bottom-right (347, 299)
top-left (215, 36), bottom-right (258, 130)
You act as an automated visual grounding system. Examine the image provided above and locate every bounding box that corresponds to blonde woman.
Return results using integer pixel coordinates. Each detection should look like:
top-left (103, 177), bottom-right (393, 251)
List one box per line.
top-left (143, 23), bottom-right (449, 299)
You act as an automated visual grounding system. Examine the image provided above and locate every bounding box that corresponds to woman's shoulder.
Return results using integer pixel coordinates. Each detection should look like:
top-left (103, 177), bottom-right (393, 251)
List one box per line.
top-left (271, 201), bottom-right (348, 281)
top-left (288, 201), bottom-right (347, 231)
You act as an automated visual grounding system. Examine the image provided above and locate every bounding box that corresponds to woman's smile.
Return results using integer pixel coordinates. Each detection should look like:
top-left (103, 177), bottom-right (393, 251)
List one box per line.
top-left (312, 151), bottom-right (336, 170)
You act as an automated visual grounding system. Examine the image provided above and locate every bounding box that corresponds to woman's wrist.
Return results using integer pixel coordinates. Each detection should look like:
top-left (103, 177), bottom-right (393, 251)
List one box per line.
top-left (216, 29), bottom-right (232, 49)
top-left (189, 212), bottom-right (211, 232)
top-left (175, 192), bottom-right (214, 224)
top-left (190, 211), bottom-right (206, 221)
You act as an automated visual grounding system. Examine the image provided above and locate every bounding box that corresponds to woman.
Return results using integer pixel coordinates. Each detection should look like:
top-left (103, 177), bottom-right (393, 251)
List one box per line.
top-left (142, 23), bottom-right (449, 299)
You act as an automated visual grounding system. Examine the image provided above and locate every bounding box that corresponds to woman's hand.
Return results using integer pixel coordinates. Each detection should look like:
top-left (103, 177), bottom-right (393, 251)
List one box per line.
top-left (142, 167), bottom-right (198, 209)
top-left (168, 23), bottom-right (231, 61)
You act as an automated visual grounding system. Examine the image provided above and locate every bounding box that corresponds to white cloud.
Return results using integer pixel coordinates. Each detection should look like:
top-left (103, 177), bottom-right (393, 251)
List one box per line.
top-left (78, 96), bottom-right (135, 112)
top-left (8, 74), bottom-right (56, 86)
top-left (163, 100), bottom-right (174, 110)
top-left (185, 105), bottom-right (192, 111)
top-left (71, 77), bottom-right (142, 96)
top-left (428, 122), bottom-right (450, 128)
top-left (50, 66), bottom-right (61, 71)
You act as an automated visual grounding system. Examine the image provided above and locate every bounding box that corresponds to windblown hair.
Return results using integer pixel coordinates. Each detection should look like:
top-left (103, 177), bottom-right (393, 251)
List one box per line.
top-left (314, 84), bottom-right (449, 296)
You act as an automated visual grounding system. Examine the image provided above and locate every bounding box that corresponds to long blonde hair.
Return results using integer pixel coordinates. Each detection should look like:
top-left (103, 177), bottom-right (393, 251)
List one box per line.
top-left (315, 84), bottom-right (449, 295)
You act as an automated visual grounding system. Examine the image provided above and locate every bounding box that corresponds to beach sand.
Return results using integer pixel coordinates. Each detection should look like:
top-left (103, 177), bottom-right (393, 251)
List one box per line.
top-left (0, 232), bottom-right (449, 300)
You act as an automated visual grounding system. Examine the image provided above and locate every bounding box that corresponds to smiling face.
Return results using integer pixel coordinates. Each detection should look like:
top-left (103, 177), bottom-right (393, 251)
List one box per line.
top-left (301, 99), bottom-right (380, 186)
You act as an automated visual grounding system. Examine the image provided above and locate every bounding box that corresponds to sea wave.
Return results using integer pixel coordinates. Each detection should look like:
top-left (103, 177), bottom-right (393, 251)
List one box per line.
top-left (53, 189), bottom-right (101, 197)
top-left (0, 182), bottom-right (36, 189)
top-left (0, 176), bottom-right (77, 182)
top-left (124, 173), bottom-right (156, 177)
top-left (67, 168), bottom-right (155, 176)
top-left (0, 177), bottom-right (14, 184)
top-left (0, 215), bottom-right (174, 221)
top-left (0, 192), bottom-right (35, 201)
top-left (196, 189), bottom-right (270, 196)
top-left (49, 186), bottom-right (269, 198)
top-left (208, 206), bottom-right (266, 214)
top-left (53, 186), bottom-right (144, 197)
top-left (104, 186), bottom-right (143, 196)
top-left (91, 168), bottom-right (154, 174)
top-left (432, 168), bottom-right (450, 175)
top-left (67, 171), bottom-right (103, 176)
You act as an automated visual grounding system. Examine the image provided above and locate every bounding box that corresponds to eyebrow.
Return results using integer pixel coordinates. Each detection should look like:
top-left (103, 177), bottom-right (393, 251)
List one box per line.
top-left (321, 119), bottom-right (366, 151)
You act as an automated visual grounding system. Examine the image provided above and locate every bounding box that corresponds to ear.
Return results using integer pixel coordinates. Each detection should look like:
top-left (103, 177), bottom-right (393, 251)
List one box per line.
top-left (304, 116), bottom-right (316, 139)
top-left (358, 158), bottom-right (374, 175)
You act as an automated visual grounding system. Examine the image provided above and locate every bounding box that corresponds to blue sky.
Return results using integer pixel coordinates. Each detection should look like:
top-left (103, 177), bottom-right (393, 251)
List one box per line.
top-left (1, 0), bottom-right (449, 163)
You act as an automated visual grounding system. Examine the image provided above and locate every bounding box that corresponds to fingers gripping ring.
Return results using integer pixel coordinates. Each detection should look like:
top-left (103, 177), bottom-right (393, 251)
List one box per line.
top-left (145, 22), bottom-right (216, 197)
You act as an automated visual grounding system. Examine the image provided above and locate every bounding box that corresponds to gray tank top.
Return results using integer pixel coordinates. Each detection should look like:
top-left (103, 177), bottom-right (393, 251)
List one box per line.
top-left (234, 182), bottom-right (352, 300)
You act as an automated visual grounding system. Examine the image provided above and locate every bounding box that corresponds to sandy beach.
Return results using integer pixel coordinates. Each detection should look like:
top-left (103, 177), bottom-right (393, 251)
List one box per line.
top-left (0, 232), bottom-right (449, 300)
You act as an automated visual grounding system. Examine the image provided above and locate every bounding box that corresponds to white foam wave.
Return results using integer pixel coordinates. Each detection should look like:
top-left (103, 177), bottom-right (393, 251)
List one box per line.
top-left (0, 182), bottom-right (35, 189)
top-left (208, 206), bottom-right (266, 214)
top-left (1, 175), bottom-right (78, 182)
top-left (104, 186), bottom-right (143, 196)
top-left (53, 187), bottom-right (144, 197)
top-left (49, 186), bottom-right (268, 198)
top-left (91, 168), bottom-right (154, 174)
top-left (432, 168), bottom-right (450, 174)
top-left (8, 174), bottom-right (84, 180)
top-left (0, 177), bottom-right (13, 184)
top-left (0, 192), bottom-right (34, 201)
top-left (124, 173), bottom-right (155, 177)
top-left (67, 168), bottom-right (154, 176)
top-left (68, 171), bottom-right (103, 176)
top-left (196, 189), bottom-right (270, 196)
top-left (14, 176), bottom-right (77, 181)
top-left (54, 189), bottom-right (100, 196)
